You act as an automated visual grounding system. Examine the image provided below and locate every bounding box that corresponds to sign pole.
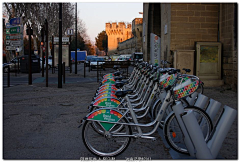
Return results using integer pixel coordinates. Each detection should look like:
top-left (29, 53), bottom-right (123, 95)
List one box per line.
top-left (45, 19), bottom-right (48, 87)
top-left (41, 26), bottom-right (45, 77)
top-left (75, 2), bottom-right (77, 74)
top-left (17, 53), bottom-right (19, 74)
top-left (58, 3), bottom-right (63, 88)
top-left (52, 36), bottom-right (54, 74)
top-left (69, 36), bottom-right (72, 73)
top-left (27, 24), bottom-right (32, 85)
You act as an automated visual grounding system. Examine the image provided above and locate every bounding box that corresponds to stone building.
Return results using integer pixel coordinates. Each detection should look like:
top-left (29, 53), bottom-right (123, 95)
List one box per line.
top-left (117, 18), bottom-right (143, 54)
top-left (143, 3), bottom-right (237, 89)
top-left (105, 22), bottom-right (133, 55)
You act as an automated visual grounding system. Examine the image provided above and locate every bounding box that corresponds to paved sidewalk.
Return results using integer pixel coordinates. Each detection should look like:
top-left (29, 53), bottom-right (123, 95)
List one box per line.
top-left (2, 71), bottom-right (238, 159)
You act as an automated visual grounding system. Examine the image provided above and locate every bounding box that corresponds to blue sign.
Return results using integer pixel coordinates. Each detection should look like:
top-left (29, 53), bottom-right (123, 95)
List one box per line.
top-left (6, 23), bottom-right (15, 28)
top-left (9, 17), bottom-right (22, 26)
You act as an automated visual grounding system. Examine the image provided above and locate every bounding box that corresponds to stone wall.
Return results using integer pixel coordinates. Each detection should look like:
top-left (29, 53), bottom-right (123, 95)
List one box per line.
top-left (160, 3), bottom-right (172, 62)
top-left (170, 3), bottom-right (219, 50)
top-left (117, 37), bottom-right (136, 54)
top-left (220, 3), bottom-right (238, 90)
top-left (116, 18), bottom-right (143, 54)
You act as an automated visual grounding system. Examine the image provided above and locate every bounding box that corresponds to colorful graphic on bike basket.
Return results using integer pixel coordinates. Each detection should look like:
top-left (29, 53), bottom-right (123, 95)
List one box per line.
top-left (93, 98), bottom-right (120, 107)
top-left (174, 80), bottom-right (199, 99)
top-left (87, 109), bottom-right (122, 131)
top-left (160, 74), bottom-right (177, 88)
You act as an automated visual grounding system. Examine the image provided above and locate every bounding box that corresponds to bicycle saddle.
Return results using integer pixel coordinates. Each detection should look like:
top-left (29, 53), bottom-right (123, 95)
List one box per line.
top-left (114, 76), bottom-right (123, 81)
top-left (113, 65), bottom-right (120, 70)
top-left (113, 71), bottom-right (122, 76)
top-left (115, 81), bottom-right (124, 89)
top-left (114, 80), bottom-right (129, 89)
top-left (115, 90), bottom-right (134, 98)
top-left (182, 68), bottom-right (191, 73)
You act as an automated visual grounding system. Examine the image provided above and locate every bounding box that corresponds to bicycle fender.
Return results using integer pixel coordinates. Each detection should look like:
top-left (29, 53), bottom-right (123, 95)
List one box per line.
top-left (86, 108), bottom-right (124, 131)
top-left (78, 116), bottom-right (87, 128)
top-left (151, 98), bottom-right (162, 117)
top-left (93, 98), bottom-right (121, 108)
top-left (95, 94), bottom-right (118, 101)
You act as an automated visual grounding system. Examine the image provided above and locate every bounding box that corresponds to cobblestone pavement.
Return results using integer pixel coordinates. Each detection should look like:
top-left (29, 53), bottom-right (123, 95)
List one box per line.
top-left (2, 68), bottom-right (238, 159)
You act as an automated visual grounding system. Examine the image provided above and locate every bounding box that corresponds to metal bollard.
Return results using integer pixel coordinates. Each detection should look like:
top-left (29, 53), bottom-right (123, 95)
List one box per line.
top-left (7, 65), bottom-right (10, 87)
top-left (63, 62), bottom-right (65, 84)
top-left (84, 61), bottom-right (86, 78)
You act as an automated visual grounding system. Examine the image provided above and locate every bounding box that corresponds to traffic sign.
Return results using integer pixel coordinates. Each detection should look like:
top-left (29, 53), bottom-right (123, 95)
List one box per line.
top-left (67, 28), bottom-right (74, 35)
top-left (6, 23), bottom-right (15, 29)
top-left (9, 26), bottom-right (22, 34)
top-left (6, 34), bottom-right (22, 40)
top-left (9, 17), bottom-right (22, 26)
top-left (6, 29), bottom-right (10, 34)
top-left (5, 40), bottom-right (23, 46)
top-left (6, 46), bottom-right (16, 50)
top-left (6, 40), bottom-right (11, 45)
top-left (54, 37), bottom-right (69, 42)
top-left (42, 46), bottom-right (46, 52)
top-left (11, 40), bottom-right (22, 46)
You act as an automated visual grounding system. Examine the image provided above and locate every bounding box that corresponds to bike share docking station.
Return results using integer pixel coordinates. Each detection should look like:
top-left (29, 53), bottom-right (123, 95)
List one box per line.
top-left (158, 92), bottom-right (237, 159)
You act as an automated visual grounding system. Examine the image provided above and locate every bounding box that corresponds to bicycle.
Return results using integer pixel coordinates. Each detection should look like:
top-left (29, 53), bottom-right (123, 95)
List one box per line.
top-left (79, 73), bottom-right (212, 157)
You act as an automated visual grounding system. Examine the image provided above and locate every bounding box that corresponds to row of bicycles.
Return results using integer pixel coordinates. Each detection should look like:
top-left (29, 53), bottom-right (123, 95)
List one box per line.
top-left (79, 61), bottom-right (213, 157)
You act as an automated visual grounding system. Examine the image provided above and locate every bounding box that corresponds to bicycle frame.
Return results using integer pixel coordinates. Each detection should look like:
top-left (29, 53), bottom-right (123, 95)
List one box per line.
top-left (84, 90), bottom-right (175, 139)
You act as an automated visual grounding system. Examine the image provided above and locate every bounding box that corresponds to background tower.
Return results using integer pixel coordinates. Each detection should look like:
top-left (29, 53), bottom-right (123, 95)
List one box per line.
top-left (106, 22), bottom-right (132, 54)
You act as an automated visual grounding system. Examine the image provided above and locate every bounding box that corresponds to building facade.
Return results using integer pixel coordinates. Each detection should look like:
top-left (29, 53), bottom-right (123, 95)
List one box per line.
top-left (117, 18), bottom-right (143, 54)
top-left (105, 22), bottom-right (133, 55)
top-left (143, 3), bottom-right (237, 89)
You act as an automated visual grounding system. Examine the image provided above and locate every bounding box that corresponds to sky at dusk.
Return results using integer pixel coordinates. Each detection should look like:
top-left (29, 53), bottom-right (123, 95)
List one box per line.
top-left (77, 2), bottom-right (143, 43)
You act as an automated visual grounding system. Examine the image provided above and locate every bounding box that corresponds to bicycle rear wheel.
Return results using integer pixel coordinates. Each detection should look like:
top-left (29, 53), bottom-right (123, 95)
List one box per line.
top-left (153, 99), bottom-right (188, 129)
top-left (163, 106), bottom-right (213, 154)
top-left (82, 117), bottom-right (132, 157)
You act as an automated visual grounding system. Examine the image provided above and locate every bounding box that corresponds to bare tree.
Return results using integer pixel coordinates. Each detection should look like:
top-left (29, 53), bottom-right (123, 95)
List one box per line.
top-left (3, 3), bottom-right (75, 54)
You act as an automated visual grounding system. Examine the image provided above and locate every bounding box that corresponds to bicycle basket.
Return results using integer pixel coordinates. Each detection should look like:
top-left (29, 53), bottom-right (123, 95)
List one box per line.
top-left (173, 79), bottom-right (199, 99)
top-left (159, 73), bottom-right (177, 89)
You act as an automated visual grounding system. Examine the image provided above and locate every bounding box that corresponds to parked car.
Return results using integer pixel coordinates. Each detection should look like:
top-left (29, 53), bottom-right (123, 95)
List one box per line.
top-left (3, 56), bottom-right (24, 72)
top-left (90, 57), bottom-right (105, 70)
top-left (85, 55), bottom-right (95, 67)
top-left (132, 52), bottom-right (143, 61)
top-left (110, 55), bottom-right (120, 61)
top-left (117, 54), bottom-right (132, 61)
top-left (40, 57), bottom-right (52, 70)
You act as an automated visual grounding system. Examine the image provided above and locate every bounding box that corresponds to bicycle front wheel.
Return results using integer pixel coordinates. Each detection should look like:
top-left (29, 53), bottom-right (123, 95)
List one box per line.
top-left (82, 117), bottom-right (132, 157)
top-left (163, 106), bottom-right (213, 154)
